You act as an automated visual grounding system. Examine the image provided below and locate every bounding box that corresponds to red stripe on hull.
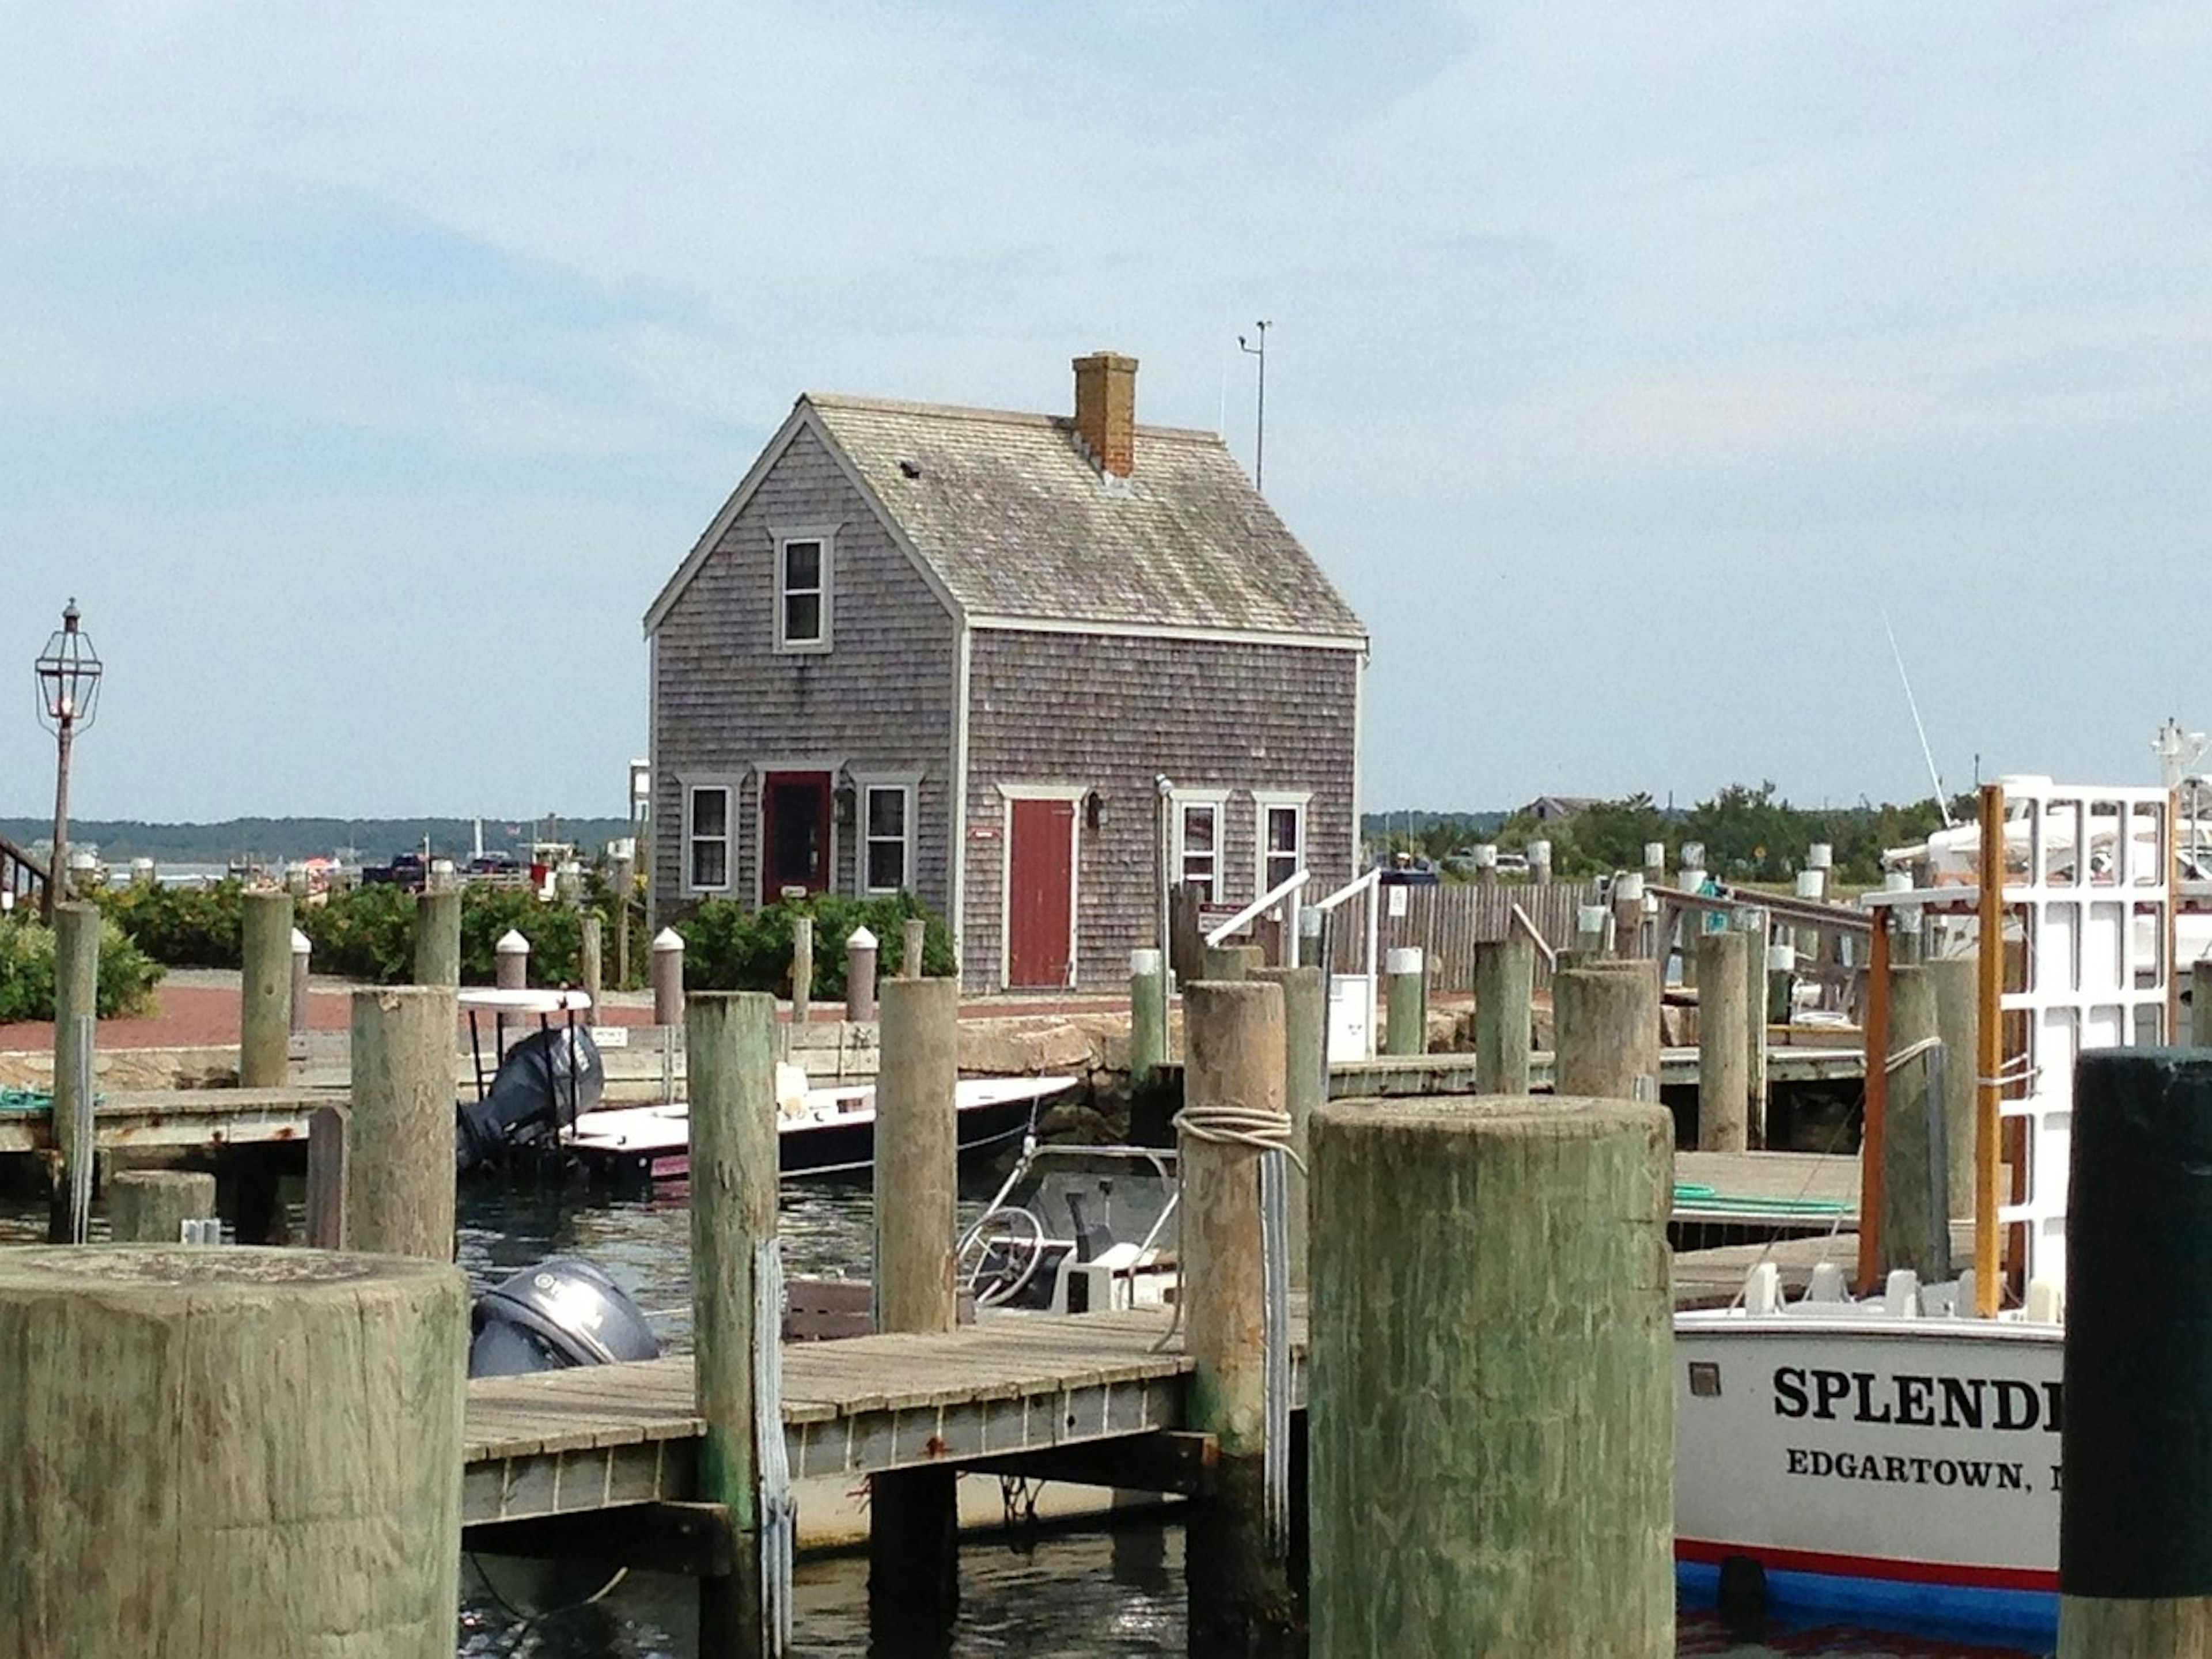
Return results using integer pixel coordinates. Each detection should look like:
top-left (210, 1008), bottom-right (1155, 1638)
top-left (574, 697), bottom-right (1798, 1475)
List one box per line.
top-left (1677, 1537), bottom-right (2055, 1594)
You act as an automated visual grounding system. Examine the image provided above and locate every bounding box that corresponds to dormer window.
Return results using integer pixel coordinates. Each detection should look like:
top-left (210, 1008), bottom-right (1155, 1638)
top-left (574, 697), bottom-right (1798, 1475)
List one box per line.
top-left (774, 528), bottom-right (835, 653)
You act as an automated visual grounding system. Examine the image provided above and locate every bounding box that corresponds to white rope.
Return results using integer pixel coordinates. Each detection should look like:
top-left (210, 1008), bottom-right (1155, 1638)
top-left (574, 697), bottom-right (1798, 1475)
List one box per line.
top-left (1172, 1099), bottom-right (1306, 1174)
top-left (753, 1238), bottom-right (794, 1655)
top-left (1885, 1035), bottom-right (1944, 1074)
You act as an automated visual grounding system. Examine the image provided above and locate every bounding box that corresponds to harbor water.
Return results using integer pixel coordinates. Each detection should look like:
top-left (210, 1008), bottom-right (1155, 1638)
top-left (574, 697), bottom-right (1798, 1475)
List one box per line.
top-left (1, 1174), bottom-right (2048, 1659)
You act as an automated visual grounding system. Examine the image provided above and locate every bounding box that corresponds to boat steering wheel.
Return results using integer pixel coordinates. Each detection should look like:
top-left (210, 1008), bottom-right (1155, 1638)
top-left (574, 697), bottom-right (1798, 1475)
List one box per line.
top-left (960, 1205), bottom-right (1048, 1308)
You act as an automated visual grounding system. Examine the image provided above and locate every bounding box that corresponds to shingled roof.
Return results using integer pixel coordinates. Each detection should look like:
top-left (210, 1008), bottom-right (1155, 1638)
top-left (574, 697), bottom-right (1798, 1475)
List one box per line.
top-left (646, 386), bottom-right (1366, 646)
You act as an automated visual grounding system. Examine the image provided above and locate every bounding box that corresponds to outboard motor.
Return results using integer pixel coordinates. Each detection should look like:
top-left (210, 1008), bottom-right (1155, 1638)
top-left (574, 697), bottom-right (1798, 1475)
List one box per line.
top-left (468, 1257), bottom-right (660, 1377)
top-left (454, 1024), bottom-right (605, 1173)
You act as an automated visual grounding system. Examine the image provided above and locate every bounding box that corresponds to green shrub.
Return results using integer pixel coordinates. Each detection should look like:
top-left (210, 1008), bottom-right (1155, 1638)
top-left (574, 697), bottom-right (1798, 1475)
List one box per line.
top-left (300, 884), bottom-right (418, 983)
top-left (92, 880), bottom-right (247, 968)
top-left (677, 892), bottom-right (953, 1000)
top-left (0, 914), bottom-right (163, 1021)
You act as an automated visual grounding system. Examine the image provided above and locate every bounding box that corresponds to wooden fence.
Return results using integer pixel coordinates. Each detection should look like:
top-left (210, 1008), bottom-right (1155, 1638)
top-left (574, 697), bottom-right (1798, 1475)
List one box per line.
top-left (1321, 881), bottom-right (1603, 990)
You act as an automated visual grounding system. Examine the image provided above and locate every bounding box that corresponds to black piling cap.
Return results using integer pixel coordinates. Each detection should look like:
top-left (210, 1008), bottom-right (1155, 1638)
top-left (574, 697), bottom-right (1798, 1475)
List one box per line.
top-left (2062, 1048), bottom-right (2212, 1598)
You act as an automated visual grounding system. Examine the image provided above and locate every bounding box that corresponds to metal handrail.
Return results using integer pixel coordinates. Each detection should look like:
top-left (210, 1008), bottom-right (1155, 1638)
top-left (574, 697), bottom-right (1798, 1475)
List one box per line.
top-left (1203, 869), bottom-right (1312, 947)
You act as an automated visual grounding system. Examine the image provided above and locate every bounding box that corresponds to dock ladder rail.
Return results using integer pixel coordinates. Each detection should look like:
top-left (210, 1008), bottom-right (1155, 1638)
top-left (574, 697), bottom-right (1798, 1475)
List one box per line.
top-left (1310, 868), bottom-right (1382, 1061)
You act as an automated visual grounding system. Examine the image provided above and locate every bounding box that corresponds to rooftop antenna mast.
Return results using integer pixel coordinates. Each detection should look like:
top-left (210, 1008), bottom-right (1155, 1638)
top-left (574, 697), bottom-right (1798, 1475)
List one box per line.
top-left (1881, 607), bottom-right (1955, 828)
top-left (1238, 321), bottom-right (1271, 493)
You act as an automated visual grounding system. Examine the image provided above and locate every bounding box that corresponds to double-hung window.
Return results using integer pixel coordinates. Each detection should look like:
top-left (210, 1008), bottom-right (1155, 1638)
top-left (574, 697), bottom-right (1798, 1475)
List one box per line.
top-left (1176, 791), bottom-right (1229, 903)
top-left (774, 528), bottom-right (835, 653)
top-left (1253, 791), bottom-right (1310, 896)
top-left (861, 781), bottom-right (915, 895)
top-left (688, 784), bottom-right (732, 892)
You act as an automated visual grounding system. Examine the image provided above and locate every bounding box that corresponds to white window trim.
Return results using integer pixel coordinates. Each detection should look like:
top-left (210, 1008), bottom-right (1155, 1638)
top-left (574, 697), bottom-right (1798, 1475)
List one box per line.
top-left (1252, 790), bottom-right (1312, 897)
top-left (684, 779), bottom-right (738, 897)
top-left (853, 770), bottom-right (922, 896)
top-left (994, 782), bottom-right (1089, 991)
top-left (1172, 787), bottom-right (1232, 905)
top-left (772, 524), bottom-right (837, 655)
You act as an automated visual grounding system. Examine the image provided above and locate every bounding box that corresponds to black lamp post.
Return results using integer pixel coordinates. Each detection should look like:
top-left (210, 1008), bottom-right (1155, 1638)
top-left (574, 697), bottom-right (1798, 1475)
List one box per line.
top-left (33, 600), bottom-right (103, 923)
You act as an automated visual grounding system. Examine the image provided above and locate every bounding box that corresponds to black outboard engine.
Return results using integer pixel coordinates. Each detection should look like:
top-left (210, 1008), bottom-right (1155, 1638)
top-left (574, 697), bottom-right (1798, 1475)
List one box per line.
top-left (468, 1257), bottom-right (661, 1377)
top-left (454, 1024), bottom-right (606, 1173)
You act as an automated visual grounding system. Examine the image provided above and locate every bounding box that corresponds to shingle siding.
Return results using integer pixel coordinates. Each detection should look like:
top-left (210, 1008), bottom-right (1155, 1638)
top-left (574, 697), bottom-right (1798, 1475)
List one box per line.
top-left (961, 630), bottom-right (1360, 990)
top-left (651, 425), bottom-right (957, 920)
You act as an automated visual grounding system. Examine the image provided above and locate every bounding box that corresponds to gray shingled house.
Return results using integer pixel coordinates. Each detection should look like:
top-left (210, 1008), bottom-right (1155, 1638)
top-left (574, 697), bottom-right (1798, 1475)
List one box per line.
top-left (642, 352), bottom-right (1368, 991)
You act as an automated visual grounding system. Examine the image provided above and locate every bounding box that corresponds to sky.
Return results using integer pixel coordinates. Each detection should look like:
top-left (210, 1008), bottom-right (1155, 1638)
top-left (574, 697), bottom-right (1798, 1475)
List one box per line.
top-left (3, 2), bottom-right (2209, 824)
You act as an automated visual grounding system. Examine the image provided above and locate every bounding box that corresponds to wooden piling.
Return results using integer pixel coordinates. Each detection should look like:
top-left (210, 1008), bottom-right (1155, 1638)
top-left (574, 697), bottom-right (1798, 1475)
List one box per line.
top-left (1309, 1095), bottom-right (1673, 1656)
top-left (47, 902), bottom-right (98, 1244)
top-left (1744, 912), bottom-right (1771, 1141)
top-left (581, 913), bottom-right (604, 1010)
top-left (653, 927), bottom-right (686, 1026)
top-left (790, 916), bottom-right (813, 1025)
top-left (1927, 955), bottom-right (1980, 1217)
top-left (305, 1104), bottom-right (349, 1249)
top-left (1129, 947), bottom-right (1166, 1088)
top-left (1473, 935), bottom-right (1534, 1094)
top-left (1878, 963), bottom-right (1949, 1281)
top-left (1612, 872), bottom-right (1646, 959)
top-left (1180, 979), bottom-right (1296, 1651)
top-left (1695, 929), bottom-right (1749, 1151)
top-left (872, 975), bottom-right (960, 1639)
top-left (109, 1169), bottom-right (217, 1244)
top-left (1252, 964), bottom-right (1324, 1291)
top-left (687, 991), bottom-right (780, 1657)
top-left (2196, 960), bottom-right (2212, 1048)
top-left (290, 927), bottom-right (312, 1036)
top-left (347, 986), bottom-right (459, 1261)
top-left (902, 917), bottom-right (928, 979)
top-left (1202, 942), bottom-right (1263, 982)
top-left (240, 889), bottom-right (294, 1089)
top-left (844, 926), bottom-right (878, 1024)
top-left (414, 888), bottom-right (461, 987)
top-left (0, 1247), bottom-right (466, 1659)
top-left (1382, 946), bottom-right (1425, 1056)
top-left (2059, 1050), bottom-right (2212, 1656)
top-left (1554, 962), bottom-right (1661, 1103)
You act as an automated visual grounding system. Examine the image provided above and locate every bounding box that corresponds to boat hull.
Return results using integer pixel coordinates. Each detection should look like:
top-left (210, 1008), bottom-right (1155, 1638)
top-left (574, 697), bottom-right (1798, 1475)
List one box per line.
top-left (1673, 1313), bottom-right (2061, 1634)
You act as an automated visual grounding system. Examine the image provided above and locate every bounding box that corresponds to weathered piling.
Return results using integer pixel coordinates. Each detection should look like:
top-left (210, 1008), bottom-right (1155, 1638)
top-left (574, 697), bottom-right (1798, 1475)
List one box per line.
top-left (494, 927), bottom-right (531, 1046)
top-left (1252, 964), bottom-right (1324, 1291)
top-left (2196, 960), bottom-right (2212, 1048)
top-left (1528, 839), bottom-right (1553, 887)
top-left (1180, 980), bottom-right (1297, 1650)
top-left (1309, 1096), bottom-right (1674, 1656)
top-left (290, 926), bottom-right (312, 1036)
top-left (414, 887), bottom-right (461, 987)
top-left (240, 889), bottom-right (294, 1088)
top-left (1927, 955), bottom-right (1979, 1217)
top-left (1877, 963), bottom-right (1949, 1281)
top-left (46, 902), bottom-right (99, 1244)
top-left (1472, 935), bottom-right (1535, 1093)
top-left (581, 913), bottom-right (604, 1009)
top-left (1695, 929), bottom-right (1750, 1150)
top-left (790, 916), bottom-right (813, 1025)
top-left (1765, 941), bottom-right (1795, 1024)
top-left (687, 991), bottom-right (781, 1657)
top-left (1383, 946), bottom-right (1426, 1056)
top-left (108, 1169), bottom-right (217, 1243)
top-left (653, 927), bottom-right (687, 1025)
top-left (1202, 941), bottom-right (1264, 982)
top-left (1612, 872), bottom-right (1646, 959)
top-left (305, 1104), bottom-right (350, 1249)
top-left (902, 917), bottom-right (928, 979)
top-left (1472, 843), bottom-right (1499, 887)
top-left (1574, 903), bottom-right (1609, 957)
top-left (1744, 911), bottom-right (1772, 1136)
top-left (844, 926), bottom-right (878, 1024)
top-left (1129, 947), bottom-right (1167, 1087)
top-left (872, 975), bottom-right (961, 1641)
top-left (1554, 962), bottom-right (1661, 1103)
top-left (0, 1247), bottom-right (467, 1658)
top-left (347, 986), bottom-right (459, 1260)
top-left (2059, 1050), bottom-right (2212, 1656)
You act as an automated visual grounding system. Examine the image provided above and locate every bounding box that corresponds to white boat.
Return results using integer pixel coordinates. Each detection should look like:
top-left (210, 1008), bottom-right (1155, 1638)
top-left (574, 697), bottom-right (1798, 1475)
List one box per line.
top-left (1675, 775), bottom-right (2179, 1632)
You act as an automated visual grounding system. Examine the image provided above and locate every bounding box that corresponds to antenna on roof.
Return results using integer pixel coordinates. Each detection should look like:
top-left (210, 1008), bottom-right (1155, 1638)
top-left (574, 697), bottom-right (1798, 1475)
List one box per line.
top-left (1237, 321), bottom-right (1271, 493)
top-left (1881, 607), bottom-right (1954, 828)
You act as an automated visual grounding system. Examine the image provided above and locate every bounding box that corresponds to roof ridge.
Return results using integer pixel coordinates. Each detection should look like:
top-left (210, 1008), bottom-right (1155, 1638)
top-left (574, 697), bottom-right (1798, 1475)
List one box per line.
top-left (804, 392), bottom-right (1223, 445)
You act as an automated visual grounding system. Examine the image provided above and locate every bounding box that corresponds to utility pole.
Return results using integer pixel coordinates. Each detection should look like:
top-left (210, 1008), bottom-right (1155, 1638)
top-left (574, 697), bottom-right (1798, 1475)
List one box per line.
top-left (1238, 321), bottom-right (1271, 493)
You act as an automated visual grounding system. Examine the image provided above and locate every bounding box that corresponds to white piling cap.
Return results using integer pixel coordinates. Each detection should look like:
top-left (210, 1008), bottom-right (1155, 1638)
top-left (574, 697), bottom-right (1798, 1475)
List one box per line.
top-left (1577, 904), bottom-right (1609, 931)
top-left (1130, 946), bottom-right (1163, 975)
top-left (431, 858), bottom-right (456, 876)
top-left (1643, 842), bottom-right (1666, 867)
top-left (1472, 843), bottom-right (1498, 867)
top-left (1883, 870), bottom-right (1914, 892)
top-left (1794, 871), bottom-right (1825, 900)
top-left (291, 927), bottom-right (311, 955)
top-left (1385, 946), bottom-right (1424, 974)
top-left (1677, 869), bottom-right (1707, 894)
top-left (1766, 944), bottom-right (1796, 972)
top-left (847, 925), bottom-right (877, 949)
top-left (1681, 840), bottom-right (1706, 869)
top-left (1615, 872), bottom-right (1645, 902)
top-left (1806, 843), bottom-right (1834, 869)
top-left (495, 928), bottom-right (531, 955)
top-left (1527, 839), bottom-right (1551, 862)
top-left (653, 927), bottom-right (685, 952)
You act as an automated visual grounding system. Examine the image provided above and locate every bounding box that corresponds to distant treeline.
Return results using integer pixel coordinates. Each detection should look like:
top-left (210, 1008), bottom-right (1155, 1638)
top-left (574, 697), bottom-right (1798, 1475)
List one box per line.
top-left (0, 816), bottom-right (637, 865)
top-left (1366, 785), bottom-right (1960, 885)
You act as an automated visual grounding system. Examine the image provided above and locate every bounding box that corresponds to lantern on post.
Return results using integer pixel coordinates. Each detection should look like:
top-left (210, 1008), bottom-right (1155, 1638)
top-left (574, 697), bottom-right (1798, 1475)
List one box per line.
top-left (33, 599), bottom-right (103, 922)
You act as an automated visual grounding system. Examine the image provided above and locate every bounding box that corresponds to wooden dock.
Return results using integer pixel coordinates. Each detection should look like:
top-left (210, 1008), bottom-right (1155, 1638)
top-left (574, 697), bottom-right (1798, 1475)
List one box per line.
top-left (0, 1086), bottom-right (334, 1155)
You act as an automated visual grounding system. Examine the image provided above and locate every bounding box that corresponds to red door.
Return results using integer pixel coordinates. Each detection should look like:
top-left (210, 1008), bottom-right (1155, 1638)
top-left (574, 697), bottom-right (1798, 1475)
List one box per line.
top-left (1006, 797), bottom-right (1075, 988)
top-left (760, 772), bottom-right (832, 902)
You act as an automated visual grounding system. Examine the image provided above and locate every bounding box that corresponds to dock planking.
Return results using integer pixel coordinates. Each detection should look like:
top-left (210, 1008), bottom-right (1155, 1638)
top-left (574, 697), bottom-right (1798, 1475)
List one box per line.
top-left (0, 1086), bottom-right (335, 1154)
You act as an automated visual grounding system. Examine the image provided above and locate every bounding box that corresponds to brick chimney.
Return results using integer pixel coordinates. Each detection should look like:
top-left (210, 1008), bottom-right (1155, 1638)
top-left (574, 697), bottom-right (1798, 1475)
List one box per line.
top-left (1071, 351), bottom-right (1138, 478)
